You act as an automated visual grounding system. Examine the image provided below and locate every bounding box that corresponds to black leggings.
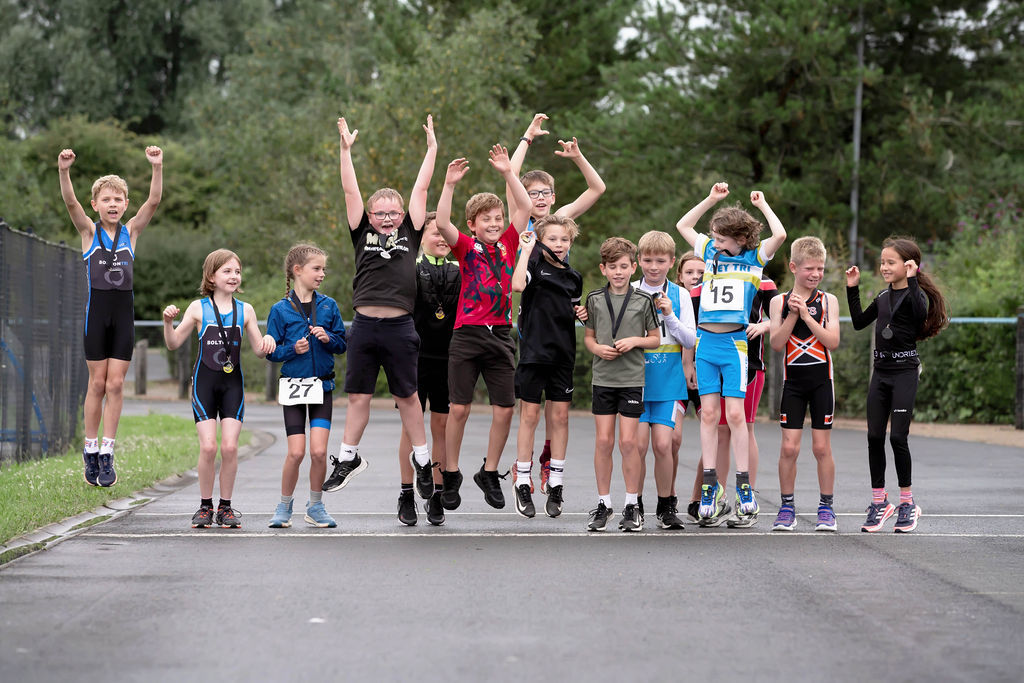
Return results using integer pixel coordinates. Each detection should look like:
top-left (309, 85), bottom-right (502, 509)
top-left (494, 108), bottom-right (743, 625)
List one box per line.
top-left (866, 367), bottom-right (919, 489)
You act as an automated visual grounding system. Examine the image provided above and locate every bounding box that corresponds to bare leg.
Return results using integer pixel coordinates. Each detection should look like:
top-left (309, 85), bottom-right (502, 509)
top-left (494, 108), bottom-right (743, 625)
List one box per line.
top-left (650, 423), bottom-right (676, 497)
top-left (100, 359), bottom-right (131, 439)
top-left (593, 414), bottom-right (616, 496)
top-left (341, 393), bottom-right (372, 445)
top-left (195, 419), bottom-right (219, 500)
top-left (83, 360), bottom-right (109, 440)
top-left (283, 433), bottom-right (308, 496)
top-left (811, 429), bottom-right (835, 496)
top-left (723, 396), bottom-right (749, 472)
top-left (217, 418), bottom-right (242, 499)
top-left (308, 426), bottom-right (330, 491)
top-left (547, 401), bottom-right (569, 460)
top-left (517, 401), bottom-right (542, 463)
top-left (636, 422), bottom-right (651, 495)
top-left (485, 405), bottom-right (514, 470)
top-left (618, 416), bottom-right (642, 493)
top-left (445, 403), bottom-right (471, 472)
top-left (778, 429), bottom-right (802, 496)
top-left (429, 412), bottom-right (447, 484)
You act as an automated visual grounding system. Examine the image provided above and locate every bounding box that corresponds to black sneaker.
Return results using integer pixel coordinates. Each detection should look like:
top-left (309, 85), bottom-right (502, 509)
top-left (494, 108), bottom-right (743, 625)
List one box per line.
top-left (587, 502), bottom-right (614, 532)
top-left (514, 484), bottom-right (535, 518)
top-left (96, 453), bottom-right (117, 487)
top-left (619, 503), bottom-right (643, 532)
top-left (687, 500), bottom-right (700, 523)
top-left (425, 491), bottom-right (445, 526)
top-left (397, 489), bottom-right (417, 526)
top-left (411, 453), bottom-right (436, 500)
top-left (191, 505), bottom-right (213, 529)
top-left (440, 469), bottom-right (463, 510)
top-left (545, 484), bottom-right (564, 518)
top-left (473, 463), bottom-right (505, 509)
top-left (657, 505), bottom-right (685, 530)
top-left (215, 505), bottom-right (242, 528)
top-left (322, 454), bottom-right (367, 492)
top-left (83, 449), bottom-right (99, 486)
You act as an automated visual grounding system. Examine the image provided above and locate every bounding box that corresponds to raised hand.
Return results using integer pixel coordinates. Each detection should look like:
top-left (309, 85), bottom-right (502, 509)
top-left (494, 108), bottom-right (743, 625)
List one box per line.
top-left (488, 144), bottom-right (511, 174)
top-left (519, 230), bottom-right (536, 252)
top-left (423, 114), bottom-right (436, 149)
top-left (524, 113), bottom-right (550, 140)
top-left (905, 260), bottom-right (919, 278)
top-left (58, 149), bottom-right (76, 170)
top-left (145, 146), bottom-right (163, 165)
top-left (337, 117), bottom-right (359, 150)
top-left (554, 137), bottom-right (581, 160)
top-left (845, 265), bottom-right (860, 287)
top-left (444, 157), bottom-right (470, 185)
top-left (162, 304), bottom-right (180, 322)
top-left (709, 182), bottom-right (729, 202)
top-left (750, 190), bottom-right (766, 208)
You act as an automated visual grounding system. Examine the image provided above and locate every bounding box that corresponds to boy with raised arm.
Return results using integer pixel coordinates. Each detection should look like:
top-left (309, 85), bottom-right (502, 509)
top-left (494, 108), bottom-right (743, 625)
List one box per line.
top-left (433, 148), bottom-right (533, 511)
top-left (676, 183), bottom-right (787, 526)
top-left (326, 115), bottom-right (437, 526)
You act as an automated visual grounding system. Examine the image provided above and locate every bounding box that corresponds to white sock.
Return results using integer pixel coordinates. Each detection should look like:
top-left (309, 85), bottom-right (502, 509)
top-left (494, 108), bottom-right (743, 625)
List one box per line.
top-left (625, 491), bottom-right (638, 506)
top-left (599, 494), bottom-right (612, 508)
top-left (84, 438), bottom-right (99, 453)
top-left (281, 495), bottom-right (294, 505)
top-left (412, 443), bottom-right (430, 467)
top-left (516, 461), bottom-right (532, 483)
top-left (339, 443), bottom-right (358, 461)
top-left (100, 437), bottom-right (115, 455)
top-left (548, 459), bottom-right (565, 486)
top-left (308, 490), bottom-right (322, 503)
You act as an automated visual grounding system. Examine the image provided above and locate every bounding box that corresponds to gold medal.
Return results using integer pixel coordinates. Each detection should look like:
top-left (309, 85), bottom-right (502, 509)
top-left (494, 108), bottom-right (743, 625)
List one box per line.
top-left (222, 361), bottom-right (234, 374)
top-left (435, 306), bottom-right (445, 320)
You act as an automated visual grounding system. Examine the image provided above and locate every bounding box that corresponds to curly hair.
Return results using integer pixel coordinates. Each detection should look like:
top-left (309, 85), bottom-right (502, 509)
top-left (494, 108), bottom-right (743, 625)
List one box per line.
top-left (881, 236), bottom-right (948, 340)
top-left (709, 205), bottom-right (763, 250)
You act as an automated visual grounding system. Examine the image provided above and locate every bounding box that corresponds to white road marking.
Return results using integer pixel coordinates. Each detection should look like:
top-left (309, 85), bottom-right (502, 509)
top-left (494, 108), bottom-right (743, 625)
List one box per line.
top-left (85, 531), bottom-right (1024, 539)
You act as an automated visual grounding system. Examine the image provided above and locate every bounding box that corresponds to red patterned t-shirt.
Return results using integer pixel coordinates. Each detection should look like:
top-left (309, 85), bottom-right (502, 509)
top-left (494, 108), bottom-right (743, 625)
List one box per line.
top-left (450, 224), bottom-right (519, 328)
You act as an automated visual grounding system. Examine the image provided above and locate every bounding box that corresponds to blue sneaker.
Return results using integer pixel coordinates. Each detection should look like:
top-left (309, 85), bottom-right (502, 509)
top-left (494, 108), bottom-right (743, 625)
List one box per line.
top-left (736, 483), bottom-right (758, 516)
top-left (698, 482), bottom-right (726, 524)
top-left (268, 500), bottom-right (293, 528)
top-left (893, 502), bottom-right (921, 533)
top-left (772, 504), bottom-right (797, 531)
top-left (304, 500), bottom-right (337, 528)
top-left (815, 505), bottom-right (838, 532)
top-left (83, 449), bottom-right (99, 486)
top-left (861, 499), bottom-right (896, 533)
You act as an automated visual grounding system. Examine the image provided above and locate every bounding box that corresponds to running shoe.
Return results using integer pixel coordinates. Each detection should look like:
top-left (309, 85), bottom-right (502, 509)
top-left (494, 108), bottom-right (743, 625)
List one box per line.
top-left (304, 501), bottom-right (337, 528)
top-left (545, 484), bottom-right (564, 518)
top-left (687, 501), bottom-right (700, 524)
top-left (440, 469), bottom-right (463, 510)
top-left (861, 499), bottom-right (896, 532)
top-left (411, 453), bottom-right (436, 500)
top-left (191, 505), bottom-right (214, 529)
top-left (893, 502), bottom-right (921, 533)
top-left (216, 505), bottom-right (242, 528)
top-left (268, 500), bottom-right (293, 528)
top-left (322, 454), bottom-right (367, 492)
top-left (425, 491), bottom-right (445, 526)
top-left (473, 462), bottom-right (506, 509)
top-left (619, 503), bottom-right (643, 532)
top-left (727, 508), bottom-right (759, 528)
top-left (510, 460), bottom-right (534, 494)
top-left (514, 484), bottom-right (535, 518)
top-left (587, 502), bottom-right (613, 532)
top-left (698, 482), bottom-right (725, 521)
top-left (656, 498), bottom-right (685, 530)
top-left (539, 452), bottom-right (551, 494)
top-left (96, 453), bottom-right (117, 487)
top-left (736, 483), bottom-right (758, 516)
top-left (772, 504), bottom-right (797, 531)
top-left (815, 504), bottom-right (838, 532)
top-left (83, 449), bottom-right (99, 486)
top-left (398, 489), bottom-right (417, 526)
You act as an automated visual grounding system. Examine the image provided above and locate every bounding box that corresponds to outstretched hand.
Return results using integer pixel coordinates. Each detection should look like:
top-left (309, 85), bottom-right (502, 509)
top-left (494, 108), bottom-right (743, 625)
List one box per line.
top-left (845, 265), bottom-right (860, 287)
top-left (554, 137), bottom-right (581, 160)
top-left (58, 148), bottom-right (76, 170)
top-left (423, 114), bottom-right (436, 149)
top-left (525, 113), bottom-right (550, 140)
top-left (337, 117), bottom-right (358, 150)
top-left (708, 182), bottom-right (729, 202)
top-left (445, 157), bottom-right (470, 185)
top-left (145, 146), bottom-right (163, 165)
top-left (488, 144), bottom-right (511, 174)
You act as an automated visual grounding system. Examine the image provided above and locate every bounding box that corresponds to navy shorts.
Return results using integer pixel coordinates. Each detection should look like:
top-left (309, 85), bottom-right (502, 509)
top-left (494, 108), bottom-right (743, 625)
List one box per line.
top-left (344, 314), bottom-right (420, 398)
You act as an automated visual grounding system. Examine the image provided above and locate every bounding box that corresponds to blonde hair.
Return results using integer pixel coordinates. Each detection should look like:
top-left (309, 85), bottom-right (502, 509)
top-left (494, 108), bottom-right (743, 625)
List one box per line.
top-left (465, 192), bottom-right (505, 223)
top-left (637, 230), bottom-right (677, 258)
top-left (199, 249), bottom-right (241, 297)
top-left (675, 251), bottom-right (703, 284)
top-left (599, 236), bottom-right (636, 265)
top-left (91, 175), bottom-right (128, 201)
top-left (709, 206), bottom-right (763, 250)
top-left (520, 170), bottom-right (555, 191)
top-left (790, 236), bottom-right (827, 265)
top-left (533, 214), bottom-right (579, 243)
top-left (284, 242), bottom-right (327, 294)
top-left (367, 188), bottom-right (404, 210)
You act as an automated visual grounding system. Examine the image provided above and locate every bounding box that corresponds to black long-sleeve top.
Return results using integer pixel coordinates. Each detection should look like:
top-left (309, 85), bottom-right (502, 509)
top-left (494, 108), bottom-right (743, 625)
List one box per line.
top-left (847, 276), bottom-right (928, 370)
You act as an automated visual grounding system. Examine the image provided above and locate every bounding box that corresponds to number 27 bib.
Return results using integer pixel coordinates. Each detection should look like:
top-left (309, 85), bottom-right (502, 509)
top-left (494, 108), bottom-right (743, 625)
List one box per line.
top-left (278, 377), bottom-right (325, 406)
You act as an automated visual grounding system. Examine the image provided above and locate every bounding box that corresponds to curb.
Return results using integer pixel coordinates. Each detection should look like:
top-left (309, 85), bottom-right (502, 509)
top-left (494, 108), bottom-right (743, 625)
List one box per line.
top-left (0, 430), bottom-right (276, 568)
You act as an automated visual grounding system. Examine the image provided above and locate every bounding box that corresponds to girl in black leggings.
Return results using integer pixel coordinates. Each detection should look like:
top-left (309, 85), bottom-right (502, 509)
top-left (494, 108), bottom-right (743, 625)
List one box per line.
top-left (846, 237), bottom-right (947, 533)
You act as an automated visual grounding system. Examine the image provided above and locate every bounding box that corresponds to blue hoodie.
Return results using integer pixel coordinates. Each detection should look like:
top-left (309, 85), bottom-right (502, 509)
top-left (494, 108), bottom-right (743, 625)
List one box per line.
top-left (266, 292), bottom-right (347, 391)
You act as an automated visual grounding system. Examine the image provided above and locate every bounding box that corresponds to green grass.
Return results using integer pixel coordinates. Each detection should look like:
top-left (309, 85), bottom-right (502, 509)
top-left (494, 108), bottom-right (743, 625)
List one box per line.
top-left (0, 414), bottom-right (251, 546)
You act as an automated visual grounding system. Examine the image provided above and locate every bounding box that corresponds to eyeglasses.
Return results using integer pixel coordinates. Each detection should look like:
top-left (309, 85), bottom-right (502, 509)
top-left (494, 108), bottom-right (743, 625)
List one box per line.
top-left (527, 189), bottom-right (554, 199)
top-left (371, 211), bottom-right (403, 220)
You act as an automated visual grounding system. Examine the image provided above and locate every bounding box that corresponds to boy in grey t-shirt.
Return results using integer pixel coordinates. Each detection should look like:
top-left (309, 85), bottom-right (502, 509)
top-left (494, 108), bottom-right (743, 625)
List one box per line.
top-left (583, 237), bottom-right (660, 532)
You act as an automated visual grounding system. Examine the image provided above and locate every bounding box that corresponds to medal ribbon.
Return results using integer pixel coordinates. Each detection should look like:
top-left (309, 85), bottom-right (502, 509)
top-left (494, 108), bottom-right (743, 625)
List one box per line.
top-left (603, 285), bottom-right (633, 340)
top-left (213, 298), bottom-right (237, 369)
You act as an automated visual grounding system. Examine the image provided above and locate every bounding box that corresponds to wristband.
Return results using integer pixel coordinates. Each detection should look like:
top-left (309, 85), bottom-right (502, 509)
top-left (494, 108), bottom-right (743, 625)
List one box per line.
top-left (520, 136), bottom-right (532, 145)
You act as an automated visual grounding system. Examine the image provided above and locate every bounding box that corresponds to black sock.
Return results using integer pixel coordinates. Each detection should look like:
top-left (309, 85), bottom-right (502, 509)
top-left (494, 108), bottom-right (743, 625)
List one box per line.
top-left (657, 496), bottom-right (671, 512)
top-left (781, 493), bottom-right (795, 507)
top-left (218, 498), bottom-right (231, 508)
top-left (820, 493), bottom-right (834, 507)
top-left (401, 483), bottom-right (413, 493)
top-left (434, 483), bottom-right (443, 493)
top-left (201, 498), bottom-right (213, 509)
top-left (702, 468), bottom-right (718, 487)
top-left (736, 471), bottom-right (750, 488)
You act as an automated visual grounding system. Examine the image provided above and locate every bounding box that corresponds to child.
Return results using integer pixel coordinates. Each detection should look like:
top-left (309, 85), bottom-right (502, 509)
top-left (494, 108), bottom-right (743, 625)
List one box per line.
top-left (632, 231), bottom-right (696, 530)
top-left (847, 236), bottom-right (947, 533)
top-left (583, 237), bottom-right (661, 532)
top-left (59, 146), bottom-right (163, 487)
top-left (328, 116), bottom-right (437, 523)
top-left (433, 148), bottom-right (533, 510)
top-left (506, 112), bottom-right (606, 493)
top-left (676, 183), bottom-right (787, 526)
top-left (162, 249), bottom-right (276, 528)
top-left (671, 252), bottom-right (705, 471)
top-left (266, 243), bottom-right (347, 529)
top-left (510, 215), bottom-right (585, 518)
top-left (396, 212), bottom-right (460, 526)
top-left (769, 237), bottom-right (840, 532)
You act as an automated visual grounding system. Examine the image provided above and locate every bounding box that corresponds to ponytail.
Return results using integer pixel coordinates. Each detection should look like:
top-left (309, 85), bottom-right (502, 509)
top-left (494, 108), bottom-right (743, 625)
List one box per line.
top-left (882, 236), bottom-right (948, 340)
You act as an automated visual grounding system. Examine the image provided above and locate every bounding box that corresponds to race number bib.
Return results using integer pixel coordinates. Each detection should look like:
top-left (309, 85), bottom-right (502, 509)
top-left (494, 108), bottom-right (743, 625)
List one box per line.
top-left (278, 377), bottom-right (324, 406)
top-left (700, 280), bottom-right (743, 312)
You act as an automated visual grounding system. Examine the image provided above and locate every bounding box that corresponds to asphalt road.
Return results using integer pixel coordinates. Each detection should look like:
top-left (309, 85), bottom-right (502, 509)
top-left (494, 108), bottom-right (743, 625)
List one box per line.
top-left (2, 398), bottom-right (1023, 682)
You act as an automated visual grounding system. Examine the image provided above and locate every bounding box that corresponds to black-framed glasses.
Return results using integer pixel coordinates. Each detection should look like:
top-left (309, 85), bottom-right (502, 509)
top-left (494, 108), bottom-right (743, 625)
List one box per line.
top-left (527, 189), bottom-right (554, 199)
top-left (371, 210), bottom-right (403, 220)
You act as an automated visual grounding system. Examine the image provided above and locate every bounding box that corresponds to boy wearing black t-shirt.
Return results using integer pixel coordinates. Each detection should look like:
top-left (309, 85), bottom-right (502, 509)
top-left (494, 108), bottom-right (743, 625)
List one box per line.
top-left (510, 215), bottom-right (586, 518)
top-left (324, 116), bottom-right (437, 525)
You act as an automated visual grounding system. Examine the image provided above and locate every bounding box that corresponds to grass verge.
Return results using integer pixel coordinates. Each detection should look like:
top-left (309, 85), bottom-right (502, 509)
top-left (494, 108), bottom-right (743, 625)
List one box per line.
top-left (0, 414), bottom-right (251, 546)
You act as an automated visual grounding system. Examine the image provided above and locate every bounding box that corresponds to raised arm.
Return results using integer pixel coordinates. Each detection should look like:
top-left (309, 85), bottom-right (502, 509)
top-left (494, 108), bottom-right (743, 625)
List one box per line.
top-left (125, 146), bottom-right (163, 241)
top-left (749, 191), bottom-right (787, 261)
top-left (409, 114), bottom-right (437, 230)
top-left (337, 117), bottom-right (364, 229)
top-left (511, 231), bottom-right (536, 293)
top-left (676, 182), bottom-right (730, 248)
top-left (436, 158), bottom-right (469, 246)
top-left (57, 149), bottom-right (95, 240)
top-left (506, 113), bottom-right (549, 217)
top-left (489, 144), bottom-right (531, 232)
top-left (552, 138), bottom-right (606, 220)
top-left (162, 300), bottom-right (201, 351)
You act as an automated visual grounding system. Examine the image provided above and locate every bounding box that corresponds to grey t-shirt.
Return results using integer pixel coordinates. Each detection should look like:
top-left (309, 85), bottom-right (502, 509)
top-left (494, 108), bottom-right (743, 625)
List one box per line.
top-left (584, 287), bottom-right (659, 388)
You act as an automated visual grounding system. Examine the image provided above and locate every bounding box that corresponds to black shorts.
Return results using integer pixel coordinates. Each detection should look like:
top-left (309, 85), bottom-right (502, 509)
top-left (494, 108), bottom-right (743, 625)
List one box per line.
top-left (448, 325), bottom-right (515, 407)
top-left (344, 313), bottom-right (420, 398)
top-left (192, 365), bottom-right (244, 423)
top-left (282, 390), bottom-right (334, 436)
top-left (592, 385), bottom-right (643, 418)
top-left (418, 356), bottom-right (450, 414)
top-left (84, 289), bottom-right (135, 361)
top-left (515, 362), bottom-right (575, 404)
top-left (779, 379), bottom-right (835, 430)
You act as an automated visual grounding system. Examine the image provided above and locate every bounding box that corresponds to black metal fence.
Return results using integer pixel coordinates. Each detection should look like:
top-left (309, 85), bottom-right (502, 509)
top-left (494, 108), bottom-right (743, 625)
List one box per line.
top-left (0, 221), bottom-right (88, 465)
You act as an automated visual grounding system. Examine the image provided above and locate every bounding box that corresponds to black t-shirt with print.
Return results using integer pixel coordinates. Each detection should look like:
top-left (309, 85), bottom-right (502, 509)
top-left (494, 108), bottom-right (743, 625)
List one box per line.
top-left (350, 211), bottom-right (423, 313)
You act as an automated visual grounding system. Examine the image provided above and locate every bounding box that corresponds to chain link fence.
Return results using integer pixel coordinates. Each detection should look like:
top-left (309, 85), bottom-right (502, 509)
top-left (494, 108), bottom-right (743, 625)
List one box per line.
top-left (0, 220), bottom-right (88, 465)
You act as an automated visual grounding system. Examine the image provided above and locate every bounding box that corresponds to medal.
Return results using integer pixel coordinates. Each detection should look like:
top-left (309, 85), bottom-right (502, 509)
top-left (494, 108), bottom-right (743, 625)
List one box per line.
top-left (222, 361), bottom-right (234, 374)
top-left (435, 306), bottom-right (445, 320)
top-left (881, 326), bottom-right (894, 340)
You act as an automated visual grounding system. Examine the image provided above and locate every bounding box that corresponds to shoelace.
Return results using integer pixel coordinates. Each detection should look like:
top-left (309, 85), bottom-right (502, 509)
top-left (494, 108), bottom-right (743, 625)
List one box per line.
top-left (896, 504), bottom-right (913, 523)
top-left (548, 486), bottom-right (563, 503)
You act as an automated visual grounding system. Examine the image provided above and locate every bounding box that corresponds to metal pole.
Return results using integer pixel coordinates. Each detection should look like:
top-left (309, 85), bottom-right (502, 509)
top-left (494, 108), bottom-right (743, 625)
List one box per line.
top-left (1016, 306), bottom-right (1023, 430)
top-left (135, 338), bottom-right (148, 396)
top-left (848, 2), bottom-right (865, 266)
top-left (265, 360), bottom-right (277, 402)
